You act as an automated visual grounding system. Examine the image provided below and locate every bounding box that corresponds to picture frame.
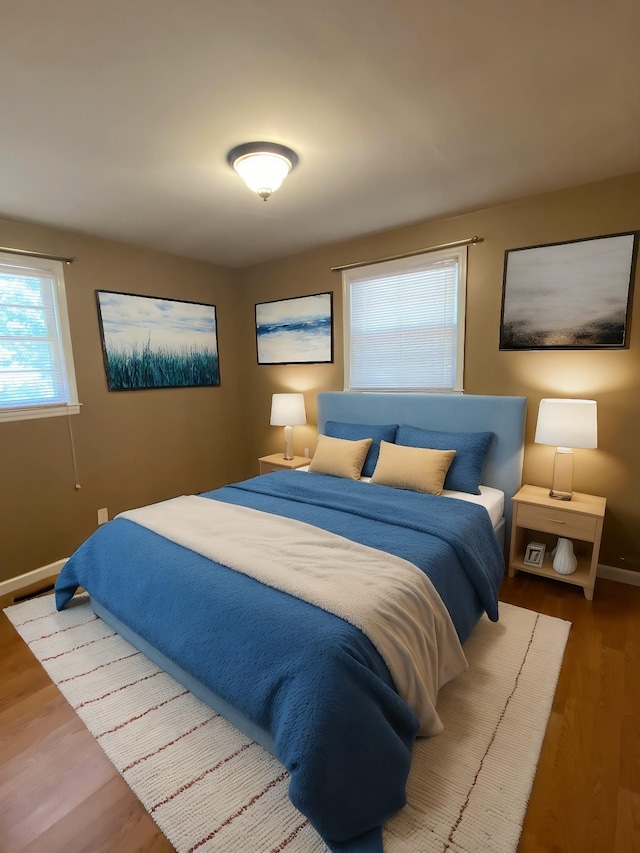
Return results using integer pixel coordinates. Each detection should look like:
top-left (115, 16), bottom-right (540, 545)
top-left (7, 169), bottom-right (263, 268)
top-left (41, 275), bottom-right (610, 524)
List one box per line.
top-left (523, 542), bottom-right (546, 568)
top-left (96, 290), bottom-right (220, 391)
top-left (499, 231), bottom-right (638, 350)
top-left (255, 292), bottom-right (333, 365)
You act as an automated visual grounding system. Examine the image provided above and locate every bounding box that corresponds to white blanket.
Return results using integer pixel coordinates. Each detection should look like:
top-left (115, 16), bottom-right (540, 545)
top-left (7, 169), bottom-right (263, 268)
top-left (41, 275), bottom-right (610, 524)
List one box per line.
top-left (118, 495), bottom-right (468, 735)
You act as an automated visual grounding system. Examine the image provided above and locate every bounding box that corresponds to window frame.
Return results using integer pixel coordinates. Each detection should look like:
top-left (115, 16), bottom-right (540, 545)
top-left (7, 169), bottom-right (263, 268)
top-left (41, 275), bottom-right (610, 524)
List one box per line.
top-left (0, 252), bottom-right (80, 423)
top-left (342, 245), bottom-right (467, 393)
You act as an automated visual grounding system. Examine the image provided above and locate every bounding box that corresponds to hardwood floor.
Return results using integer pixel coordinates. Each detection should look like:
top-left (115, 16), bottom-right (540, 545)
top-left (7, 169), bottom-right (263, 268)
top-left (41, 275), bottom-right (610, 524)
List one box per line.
top-left (0, 602), bottom-right (173, 853)
top-left (500, 574), bottom-right (640, 853)
top-left (0, 576), bottom-right (638, 852)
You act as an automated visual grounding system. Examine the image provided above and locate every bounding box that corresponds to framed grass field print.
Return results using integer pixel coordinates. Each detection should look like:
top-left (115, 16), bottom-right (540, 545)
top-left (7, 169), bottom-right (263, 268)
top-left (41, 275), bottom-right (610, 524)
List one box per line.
top-left (255, 292), bottom-right (333, 364)
top-left (499, 231), bottom-right (638, 350)
top-left (96, 291), bottom-right (220, 390)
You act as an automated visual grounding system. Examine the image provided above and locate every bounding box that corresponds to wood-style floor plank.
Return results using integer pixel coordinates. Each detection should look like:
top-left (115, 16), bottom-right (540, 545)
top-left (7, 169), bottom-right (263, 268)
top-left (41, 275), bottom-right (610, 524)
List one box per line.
top-left (614, 788), bottom-right (640, 853)
top-left (1, 576), bottom-right (639, 852)
top-left (19, 774), bottom-right (169, 853)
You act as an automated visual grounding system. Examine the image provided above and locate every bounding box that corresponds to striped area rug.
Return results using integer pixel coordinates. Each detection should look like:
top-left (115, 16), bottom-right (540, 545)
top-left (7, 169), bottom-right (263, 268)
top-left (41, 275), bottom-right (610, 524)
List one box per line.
top-left (5, 595), bottom-right (569, 853)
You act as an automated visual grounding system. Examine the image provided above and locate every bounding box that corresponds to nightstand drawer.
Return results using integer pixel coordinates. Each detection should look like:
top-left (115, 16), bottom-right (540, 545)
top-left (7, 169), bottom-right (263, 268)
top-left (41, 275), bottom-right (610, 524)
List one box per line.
top-left (516, 503), bottom-right (598, 541)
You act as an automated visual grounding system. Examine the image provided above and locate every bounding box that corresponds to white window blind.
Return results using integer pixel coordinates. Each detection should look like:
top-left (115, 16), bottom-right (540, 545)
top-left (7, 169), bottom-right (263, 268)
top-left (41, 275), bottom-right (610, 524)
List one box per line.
top-left (343, 246), bottom-right (467, 392)
top-left (0, 253), bottom-right (79, 422)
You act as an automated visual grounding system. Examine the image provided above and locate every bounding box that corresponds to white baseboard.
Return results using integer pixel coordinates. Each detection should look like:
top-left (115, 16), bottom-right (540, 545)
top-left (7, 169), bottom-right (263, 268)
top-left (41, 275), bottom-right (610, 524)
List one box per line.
top-left (0, 559), bottom-right (68, 598)
top-left (597, 564), bottom-right (640, 587)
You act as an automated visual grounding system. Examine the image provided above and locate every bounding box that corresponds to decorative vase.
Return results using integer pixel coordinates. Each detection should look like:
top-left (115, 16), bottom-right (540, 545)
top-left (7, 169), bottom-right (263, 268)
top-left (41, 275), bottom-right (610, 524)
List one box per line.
top-left (552, 537), bottom-right (577, 575)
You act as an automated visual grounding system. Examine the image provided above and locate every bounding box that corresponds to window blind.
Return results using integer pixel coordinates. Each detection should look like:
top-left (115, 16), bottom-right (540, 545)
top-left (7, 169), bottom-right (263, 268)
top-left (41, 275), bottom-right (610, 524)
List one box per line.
top-left (0, 258), bottom-right (77, 416)
top-left (345, 250), bottom-right (465, 391)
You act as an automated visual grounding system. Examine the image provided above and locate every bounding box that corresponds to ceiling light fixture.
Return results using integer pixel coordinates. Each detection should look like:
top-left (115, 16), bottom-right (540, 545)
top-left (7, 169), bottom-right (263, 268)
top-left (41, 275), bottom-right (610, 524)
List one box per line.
top-left (227, 141), bottom-right (298, 201)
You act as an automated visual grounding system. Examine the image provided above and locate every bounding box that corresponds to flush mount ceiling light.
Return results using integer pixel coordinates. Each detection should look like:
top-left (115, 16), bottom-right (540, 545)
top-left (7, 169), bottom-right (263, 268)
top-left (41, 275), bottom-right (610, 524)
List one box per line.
top-left (227, 141), bottom-right (298, 201)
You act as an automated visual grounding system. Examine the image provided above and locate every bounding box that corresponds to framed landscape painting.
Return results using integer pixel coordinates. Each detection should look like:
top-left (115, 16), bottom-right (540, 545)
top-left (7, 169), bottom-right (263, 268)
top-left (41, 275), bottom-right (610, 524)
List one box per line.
top-left (499, 231), bottom-right (638, 350)
top-left (96, 291), bottom-right (220, 390)
top-left (255, 292), bottom-right (333, 364)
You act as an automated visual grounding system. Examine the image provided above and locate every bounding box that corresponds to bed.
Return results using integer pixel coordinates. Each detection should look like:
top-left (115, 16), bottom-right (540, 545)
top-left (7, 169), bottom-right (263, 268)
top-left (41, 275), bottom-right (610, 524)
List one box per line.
top-left (55, 391), bottom-right (526, 853)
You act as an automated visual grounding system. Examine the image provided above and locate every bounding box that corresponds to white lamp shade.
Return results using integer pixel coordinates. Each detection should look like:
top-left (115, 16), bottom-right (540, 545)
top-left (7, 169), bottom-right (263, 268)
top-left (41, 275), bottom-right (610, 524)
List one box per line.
top-left (228, 142), bottom-right (298, 200)
top-left (270, 393), bottom-right (306, 426)
top-left (233, 153), bottom-right (292, 196)
top-left (534, 399), bottom-right (598, 449)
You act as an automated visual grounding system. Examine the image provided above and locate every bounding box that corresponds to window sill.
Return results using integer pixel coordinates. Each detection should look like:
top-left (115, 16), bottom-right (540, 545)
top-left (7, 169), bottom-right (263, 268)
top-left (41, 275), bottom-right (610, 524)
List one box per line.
top-left (345, 387), bottom-right (464, 394)
top-left (0, 403), bottom-right (81, 424)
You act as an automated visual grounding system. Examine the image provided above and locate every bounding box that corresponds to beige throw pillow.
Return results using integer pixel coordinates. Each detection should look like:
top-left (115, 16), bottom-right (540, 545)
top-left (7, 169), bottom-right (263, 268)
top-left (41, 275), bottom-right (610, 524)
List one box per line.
top-left (371, 440), bottom-right (456, 495)
top-left (309, 434), bottom-right (373, 480)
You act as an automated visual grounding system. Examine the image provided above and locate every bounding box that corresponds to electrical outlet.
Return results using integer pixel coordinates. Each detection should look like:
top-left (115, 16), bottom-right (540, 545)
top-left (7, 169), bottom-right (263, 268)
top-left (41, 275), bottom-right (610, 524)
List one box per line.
top-left (97, 507), bottom-right (109, 525)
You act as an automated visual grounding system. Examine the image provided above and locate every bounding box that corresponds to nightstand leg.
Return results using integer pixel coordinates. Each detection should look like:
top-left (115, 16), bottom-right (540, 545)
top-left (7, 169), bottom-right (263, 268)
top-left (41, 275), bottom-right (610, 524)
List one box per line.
top-left (583, 586), bottom-right (594, 601)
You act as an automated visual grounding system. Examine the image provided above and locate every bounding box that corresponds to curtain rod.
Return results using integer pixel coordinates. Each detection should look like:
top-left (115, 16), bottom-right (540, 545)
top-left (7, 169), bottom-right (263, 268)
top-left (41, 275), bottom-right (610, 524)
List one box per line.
top-left (330, 235), bottom-right (483, 272)
top-left (0, 246), bottom-right (76, 265)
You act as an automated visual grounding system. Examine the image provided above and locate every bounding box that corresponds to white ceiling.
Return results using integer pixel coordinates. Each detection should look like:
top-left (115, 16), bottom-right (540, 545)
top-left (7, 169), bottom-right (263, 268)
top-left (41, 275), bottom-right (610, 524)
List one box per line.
top-left (1, 0), bottom-right (639, 268)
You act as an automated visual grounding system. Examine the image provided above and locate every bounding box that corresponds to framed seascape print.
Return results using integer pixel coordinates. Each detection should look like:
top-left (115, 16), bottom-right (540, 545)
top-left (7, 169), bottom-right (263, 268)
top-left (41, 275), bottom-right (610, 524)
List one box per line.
top-left (96, 291), bottom-right (220, 390)
top-left (255, 292), bottom-right (333, 364)
top-left (499, 231), bottom-right (638, 350)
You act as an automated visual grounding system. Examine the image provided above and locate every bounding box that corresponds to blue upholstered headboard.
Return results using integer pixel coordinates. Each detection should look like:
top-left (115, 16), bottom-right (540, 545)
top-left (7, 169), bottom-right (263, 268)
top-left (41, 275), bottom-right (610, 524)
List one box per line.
top-left (317, 392), bottom-right (527, 538)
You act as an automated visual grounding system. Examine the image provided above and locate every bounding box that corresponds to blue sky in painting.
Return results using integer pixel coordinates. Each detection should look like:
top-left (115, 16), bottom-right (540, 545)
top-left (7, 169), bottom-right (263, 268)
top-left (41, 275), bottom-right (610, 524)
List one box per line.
top-left (98, 292), bottom-right (217, 353)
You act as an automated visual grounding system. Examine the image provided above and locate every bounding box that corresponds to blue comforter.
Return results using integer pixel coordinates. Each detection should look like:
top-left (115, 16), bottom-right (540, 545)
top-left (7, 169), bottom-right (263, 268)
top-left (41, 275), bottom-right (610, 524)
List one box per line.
top-left (55, 472), bottom-right (504, 852)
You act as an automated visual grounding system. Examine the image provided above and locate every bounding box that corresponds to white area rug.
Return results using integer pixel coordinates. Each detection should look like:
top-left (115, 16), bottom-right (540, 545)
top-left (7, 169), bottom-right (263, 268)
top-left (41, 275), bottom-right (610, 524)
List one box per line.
top-left (5, 596), bottom-right (570, 853)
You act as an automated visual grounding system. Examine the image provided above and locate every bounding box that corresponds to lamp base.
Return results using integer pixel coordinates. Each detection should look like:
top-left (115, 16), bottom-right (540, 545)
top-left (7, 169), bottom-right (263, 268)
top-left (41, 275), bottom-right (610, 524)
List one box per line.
top-left (283, 425), bottom-right (293, 461)
top-left (549, 447), bottom-right (573, 501)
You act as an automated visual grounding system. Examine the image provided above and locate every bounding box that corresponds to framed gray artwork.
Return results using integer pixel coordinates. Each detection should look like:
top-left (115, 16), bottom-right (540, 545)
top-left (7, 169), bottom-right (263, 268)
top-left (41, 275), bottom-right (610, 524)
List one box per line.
top-left (499, 231), bottom-right (638, 349)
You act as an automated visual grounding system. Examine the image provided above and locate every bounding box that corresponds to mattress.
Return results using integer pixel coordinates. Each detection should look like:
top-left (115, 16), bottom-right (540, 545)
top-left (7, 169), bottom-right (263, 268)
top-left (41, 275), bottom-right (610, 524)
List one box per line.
top-left (442, 485), bottom-right (505, 529)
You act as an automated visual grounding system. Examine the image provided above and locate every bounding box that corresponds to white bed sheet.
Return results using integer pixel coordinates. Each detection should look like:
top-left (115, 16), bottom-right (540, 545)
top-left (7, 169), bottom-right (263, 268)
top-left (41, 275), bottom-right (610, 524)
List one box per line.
top-left (440, 486), bottom-right (504, 529)
top-left (294, 467), bottom-right (505, 530)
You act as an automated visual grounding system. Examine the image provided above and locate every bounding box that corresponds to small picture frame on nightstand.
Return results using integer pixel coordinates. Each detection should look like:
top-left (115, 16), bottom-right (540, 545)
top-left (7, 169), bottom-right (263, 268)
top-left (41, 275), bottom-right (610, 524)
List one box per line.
top-left (523, 541), bottom-right (546, 567)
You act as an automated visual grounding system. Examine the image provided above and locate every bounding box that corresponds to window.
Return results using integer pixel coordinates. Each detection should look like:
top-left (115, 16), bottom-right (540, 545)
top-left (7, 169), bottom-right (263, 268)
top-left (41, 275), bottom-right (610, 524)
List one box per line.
top-left (343, 246), bottom-right (467, 392)
top-left (0, 252), bottom-right (79, 422)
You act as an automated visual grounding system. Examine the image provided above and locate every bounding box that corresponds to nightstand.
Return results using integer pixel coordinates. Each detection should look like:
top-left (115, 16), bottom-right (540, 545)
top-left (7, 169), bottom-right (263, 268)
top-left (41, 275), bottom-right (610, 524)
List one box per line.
top-left (258, 453), bottom-right (312, 475)
top-left (508, 484), bottom-right (606, 600)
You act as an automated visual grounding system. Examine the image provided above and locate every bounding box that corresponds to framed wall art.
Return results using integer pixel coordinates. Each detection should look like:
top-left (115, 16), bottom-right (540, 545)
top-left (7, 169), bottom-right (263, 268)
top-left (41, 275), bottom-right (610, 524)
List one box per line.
top-left (255, 292), bottom-right (333, 364)
top-left (499, 231), bottom-right (638, 350)
top-left (96, 290), bottom-right (220, 390)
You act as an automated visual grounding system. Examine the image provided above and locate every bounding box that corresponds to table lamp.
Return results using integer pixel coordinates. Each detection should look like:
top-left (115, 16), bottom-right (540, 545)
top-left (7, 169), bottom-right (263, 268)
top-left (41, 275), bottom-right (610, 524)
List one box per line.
top-left (270, 393), bottom-right (306, 460)
top-left (534, 398), bottom-right (598, 500)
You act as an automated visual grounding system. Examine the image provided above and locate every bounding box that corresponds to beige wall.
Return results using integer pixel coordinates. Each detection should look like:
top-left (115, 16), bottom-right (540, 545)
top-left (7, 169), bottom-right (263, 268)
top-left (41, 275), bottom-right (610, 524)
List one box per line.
top-left (238, 173), bottom-right (640, 572)
top-left (2, 173), bottom-right (638, 584)
top-left (0, 218), bottom-right (247, 583)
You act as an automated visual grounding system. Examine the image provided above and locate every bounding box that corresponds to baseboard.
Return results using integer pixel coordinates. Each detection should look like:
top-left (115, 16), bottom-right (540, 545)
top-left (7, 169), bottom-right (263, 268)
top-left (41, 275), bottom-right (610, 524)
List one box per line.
top-left (597, 564), bottom-right (640, 587)
top-left (0, 559), bottom-right (68, 601)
